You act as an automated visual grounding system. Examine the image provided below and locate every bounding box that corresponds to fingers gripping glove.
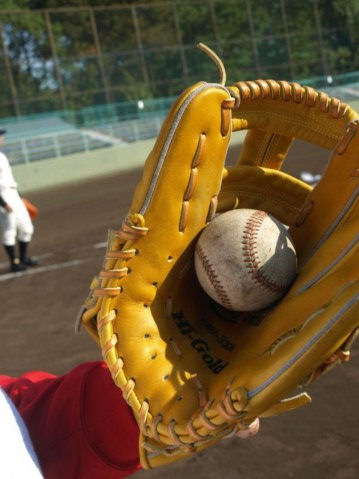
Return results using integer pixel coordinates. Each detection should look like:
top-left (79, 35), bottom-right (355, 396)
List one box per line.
top-left (79, 59), bottom-right (359, 468)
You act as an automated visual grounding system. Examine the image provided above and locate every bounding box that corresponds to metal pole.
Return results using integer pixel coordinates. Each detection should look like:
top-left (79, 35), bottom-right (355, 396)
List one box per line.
top-left (279, 0), bottom-right (295, 80)
top-left (0, 19), bottom-right (20, 116)
top-left (53, 134), bottom-right (61, 158)
top-left (313, 0), bottom-right (329, 77)
top-left (132, 6), bottom-right (150, 88)
top-left (172, 3), bottom-right (189, 84)
top-left (44, 10), bottom-right (67, 109)
top-left (89, 7), bottom-right (111, 104)
top-left (244, 0), bottom-right (261, 77)
top-left (209, 0), bottom-right (222, 56)
top-left (20, 139), bottom-right (29, 163)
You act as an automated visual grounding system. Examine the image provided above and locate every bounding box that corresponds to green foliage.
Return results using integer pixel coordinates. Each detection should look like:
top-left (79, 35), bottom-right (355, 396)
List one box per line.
top-left (0, 0), bottom-right (358, 116)
top-left (318, 0), bottom-right (359, 73)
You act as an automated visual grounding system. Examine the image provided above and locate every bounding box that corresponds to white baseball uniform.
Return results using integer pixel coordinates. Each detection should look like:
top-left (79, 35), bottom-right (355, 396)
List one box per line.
top-left (0, 152), bottom-right (33, 245)
top-left (0, 388), bottom-right (44, 478)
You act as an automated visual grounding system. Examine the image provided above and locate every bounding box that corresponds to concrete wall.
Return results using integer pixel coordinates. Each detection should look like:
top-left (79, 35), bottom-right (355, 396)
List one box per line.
top-left (13, 138), bottom-right (156, 193)
top-left (12, 131), bottom-right (247, 193)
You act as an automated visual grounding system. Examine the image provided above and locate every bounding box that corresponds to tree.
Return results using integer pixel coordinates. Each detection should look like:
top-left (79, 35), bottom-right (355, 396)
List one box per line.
top-left (0, 0), bottom-right (358, 117)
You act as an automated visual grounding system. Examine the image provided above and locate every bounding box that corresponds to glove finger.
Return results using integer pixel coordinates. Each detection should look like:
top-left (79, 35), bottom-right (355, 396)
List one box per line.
top-left (92, 82), bottom-right (236, 428)
top-left (229, 79), bottom-right (356, 169)
top-left (291, 120), bottom-right (359, 265)
top-left (217, 164), bottom-right (311, 227)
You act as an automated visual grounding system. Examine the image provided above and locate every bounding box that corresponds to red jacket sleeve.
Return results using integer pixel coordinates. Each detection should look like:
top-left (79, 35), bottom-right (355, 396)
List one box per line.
top-left (0, 361), bottom-right (141, 479)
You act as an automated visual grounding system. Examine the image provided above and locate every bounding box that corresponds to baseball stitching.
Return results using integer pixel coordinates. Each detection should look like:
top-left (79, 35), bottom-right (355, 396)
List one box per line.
top-left (196, 242), bottom-right (233, 310)
top-left (242, 210), bottom-right (288, 294)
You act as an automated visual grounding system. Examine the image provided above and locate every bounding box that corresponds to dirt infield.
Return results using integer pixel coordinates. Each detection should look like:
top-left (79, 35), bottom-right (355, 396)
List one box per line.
top-left (0, 140), bottom-right (358, 478)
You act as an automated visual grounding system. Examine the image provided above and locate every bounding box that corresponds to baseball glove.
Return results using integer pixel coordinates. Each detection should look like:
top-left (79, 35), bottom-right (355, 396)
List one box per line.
top-left (79, 46), bottom-right (359, 469)
top-left (22, 198), bottom-right (38, 220)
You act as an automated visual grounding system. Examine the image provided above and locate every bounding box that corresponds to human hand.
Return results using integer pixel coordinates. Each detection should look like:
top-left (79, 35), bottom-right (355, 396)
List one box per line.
top-left (4, 204), bottom-right (13, 213)
top-left (236, 418), bottom-right (260, 439)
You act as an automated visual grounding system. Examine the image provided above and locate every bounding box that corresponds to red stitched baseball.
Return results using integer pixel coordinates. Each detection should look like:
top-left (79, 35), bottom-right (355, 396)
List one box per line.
top-left (242, 210), bottom-right (288, 294)
top-left (195, 242), bottom-right (233, 309)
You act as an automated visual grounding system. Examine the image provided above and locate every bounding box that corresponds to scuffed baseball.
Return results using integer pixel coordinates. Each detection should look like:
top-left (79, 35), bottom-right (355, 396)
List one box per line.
top-left (194, 208), bottom-right (297, 311)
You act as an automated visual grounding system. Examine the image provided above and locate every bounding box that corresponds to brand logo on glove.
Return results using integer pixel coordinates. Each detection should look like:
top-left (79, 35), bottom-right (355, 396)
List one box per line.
top-left (172, 311), bottom-right (229, 373)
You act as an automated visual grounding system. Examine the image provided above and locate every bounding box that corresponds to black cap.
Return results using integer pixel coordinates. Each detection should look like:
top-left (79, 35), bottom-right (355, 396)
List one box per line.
top-left (0, 128), bottom-right (6, 135)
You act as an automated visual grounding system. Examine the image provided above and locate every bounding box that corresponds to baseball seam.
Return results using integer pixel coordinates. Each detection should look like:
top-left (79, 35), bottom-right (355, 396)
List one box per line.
top-left (196, 242), bottom-right (233, 310)
top-left (242, 210), bottom-right (288, 294)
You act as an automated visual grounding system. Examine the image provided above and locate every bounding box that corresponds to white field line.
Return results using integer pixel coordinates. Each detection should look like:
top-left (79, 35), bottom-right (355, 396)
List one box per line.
top-left (0, 242), bottom-right (107, 269)
top-left (93, 241), bottom-right (107, 249)
top-left (0, 252), bottom-right (53, 269)
top-left (0, 259), bottom-right (89, 281)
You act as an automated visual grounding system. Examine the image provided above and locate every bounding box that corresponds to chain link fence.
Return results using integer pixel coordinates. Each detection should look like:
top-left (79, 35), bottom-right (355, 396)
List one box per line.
top-left (1, 0), bottom-right (359, 117)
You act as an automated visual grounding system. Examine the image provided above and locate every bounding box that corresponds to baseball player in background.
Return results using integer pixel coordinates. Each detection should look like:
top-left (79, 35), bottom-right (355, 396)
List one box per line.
top-left (0, 128), bottom-right (38, 272)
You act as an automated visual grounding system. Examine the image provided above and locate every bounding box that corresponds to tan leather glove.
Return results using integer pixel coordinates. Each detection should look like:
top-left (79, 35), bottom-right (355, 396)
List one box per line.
top-left (79, 59), bottom-right (359, 469)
